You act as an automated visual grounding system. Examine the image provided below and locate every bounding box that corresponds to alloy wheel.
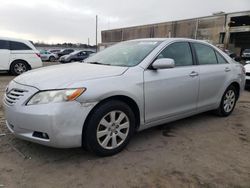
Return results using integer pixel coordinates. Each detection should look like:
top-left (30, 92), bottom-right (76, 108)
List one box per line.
top-left (14, 63), bottom-right (27, 75)
top-left (223, 89), bottom-right (236, 113)
top-left (96, 111), bottom-right (130, 150)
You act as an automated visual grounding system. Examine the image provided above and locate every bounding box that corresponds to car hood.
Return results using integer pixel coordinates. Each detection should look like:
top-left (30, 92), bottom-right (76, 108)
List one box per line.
top-left (14, 63), bottom-right (129, 90)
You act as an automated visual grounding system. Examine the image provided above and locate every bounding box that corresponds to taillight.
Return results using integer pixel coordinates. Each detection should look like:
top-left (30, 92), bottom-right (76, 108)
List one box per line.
top-left (36, 53), bottom-right (41, 58)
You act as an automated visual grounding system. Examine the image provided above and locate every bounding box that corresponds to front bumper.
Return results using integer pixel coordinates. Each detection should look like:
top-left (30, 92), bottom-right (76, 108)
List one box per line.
top-left (3, 81), bottom-right (97, 148)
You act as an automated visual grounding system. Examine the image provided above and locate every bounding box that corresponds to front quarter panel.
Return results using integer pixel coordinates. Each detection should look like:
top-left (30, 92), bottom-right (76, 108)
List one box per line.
top-left (70, 66), bottom-right (145, 128)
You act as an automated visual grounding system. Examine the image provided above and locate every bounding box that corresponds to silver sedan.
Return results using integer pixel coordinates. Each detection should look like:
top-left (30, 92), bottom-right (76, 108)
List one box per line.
top-left (3, 38), bottom-right (245, 156)
top-left (40, 50), bottom-right (58, 62)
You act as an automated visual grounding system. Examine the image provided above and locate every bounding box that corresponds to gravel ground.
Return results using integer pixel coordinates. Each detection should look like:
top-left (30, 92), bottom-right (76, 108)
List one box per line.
top-left (0, 64), bottom-right (250, 188)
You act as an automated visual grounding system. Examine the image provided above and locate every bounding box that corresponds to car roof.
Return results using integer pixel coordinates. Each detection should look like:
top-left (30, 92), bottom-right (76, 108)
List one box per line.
top-left (0, 36), bottom-right (30, 43)
top-left (0, 36), bottom-right (37, 50)
top-left (129, 38), bottom-right (212, 44)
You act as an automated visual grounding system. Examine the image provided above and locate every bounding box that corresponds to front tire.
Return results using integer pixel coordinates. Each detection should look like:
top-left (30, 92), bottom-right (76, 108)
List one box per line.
top-left (215, 85), bottom-right (237, 117)
top-left (83, 100), bottom-right (135, 156)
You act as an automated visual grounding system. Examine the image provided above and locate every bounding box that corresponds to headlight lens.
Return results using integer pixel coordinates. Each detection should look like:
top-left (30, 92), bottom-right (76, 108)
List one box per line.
top-left (27, 88), bottom-right (86, 105)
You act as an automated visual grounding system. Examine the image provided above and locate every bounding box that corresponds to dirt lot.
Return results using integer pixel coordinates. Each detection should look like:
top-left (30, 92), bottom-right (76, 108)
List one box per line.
top-left (0, 64), bottom-right (250, 188)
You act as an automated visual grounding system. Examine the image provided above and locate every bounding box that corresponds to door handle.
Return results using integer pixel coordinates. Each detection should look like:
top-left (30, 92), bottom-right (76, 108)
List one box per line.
top-left (189, 71), bottom-right (199, 77)
top-left (225, 67), bottom-right (231, 72)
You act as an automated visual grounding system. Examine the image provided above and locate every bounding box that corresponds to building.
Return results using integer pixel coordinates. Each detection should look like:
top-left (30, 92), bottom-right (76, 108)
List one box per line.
top-left (101, 11), bottom-right (250, 55)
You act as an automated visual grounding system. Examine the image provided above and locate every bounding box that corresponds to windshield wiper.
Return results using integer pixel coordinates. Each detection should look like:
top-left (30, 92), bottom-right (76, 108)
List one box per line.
top-left (86, 62), bottom-right (111, 66)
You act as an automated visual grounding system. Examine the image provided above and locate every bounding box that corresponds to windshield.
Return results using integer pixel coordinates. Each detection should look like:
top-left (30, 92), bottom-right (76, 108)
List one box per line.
top-left (85, 41), bottom-right (161, 67)
top-left (244, 49), bottom-right (250, 53)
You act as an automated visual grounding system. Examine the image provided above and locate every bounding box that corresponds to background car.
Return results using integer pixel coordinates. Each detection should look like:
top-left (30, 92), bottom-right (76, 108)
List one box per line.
top-left (245, 63), bottom-right (250, 89)
top-left (224, 49), bottom-right (237, 59)
top-left (57, 48), bottom-right (74, 58)
top-left (242, 49), bottom-right (250, 60)
top-left (0, 37), bottom-right (42, 75)
top-left (40, 50), bottom-right (58, 62)
top-left (59, 50), bottom-right (94, 63)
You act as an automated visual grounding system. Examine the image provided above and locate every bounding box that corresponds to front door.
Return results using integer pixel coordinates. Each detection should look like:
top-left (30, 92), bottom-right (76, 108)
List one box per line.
top-left (144, 42), bottom-right (199, 123)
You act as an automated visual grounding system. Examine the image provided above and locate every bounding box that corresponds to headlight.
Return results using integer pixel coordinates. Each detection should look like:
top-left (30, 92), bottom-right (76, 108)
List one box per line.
top-left (27, 88), bottom-right (86, 105)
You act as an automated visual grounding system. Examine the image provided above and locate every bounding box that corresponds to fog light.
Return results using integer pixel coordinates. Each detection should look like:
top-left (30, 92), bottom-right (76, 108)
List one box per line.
top-left (32, 131), bottom-right (49, 140)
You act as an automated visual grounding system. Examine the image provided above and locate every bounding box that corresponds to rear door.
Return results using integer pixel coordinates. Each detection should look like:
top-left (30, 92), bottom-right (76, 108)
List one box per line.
top-left (0, 40), bottom-right (10, 70)
top-left (192, 42), bottom-right (231, 110)
top-left (144, 42), bottom-right (200, 123)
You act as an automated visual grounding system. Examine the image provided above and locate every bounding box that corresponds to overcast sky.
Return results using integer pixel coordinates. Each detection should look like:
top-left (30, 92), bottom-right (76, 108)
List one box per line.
top-left (0, 0), bottom-right (249, 44)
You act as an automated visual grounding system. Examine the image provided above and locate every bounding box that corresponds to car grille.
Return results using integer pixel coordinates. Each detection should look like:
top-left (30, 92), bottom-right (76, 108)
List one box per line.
top-left (246, 72), bottom-right (250, 76)
top-left (4, 89), bottom-right (28, 105)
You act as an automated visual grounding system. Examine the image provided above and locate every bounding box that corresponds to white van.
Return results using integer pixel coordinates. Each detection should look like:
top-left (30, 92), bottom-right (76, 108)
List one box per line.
top-left (0, 37), bottom-right (42, 75)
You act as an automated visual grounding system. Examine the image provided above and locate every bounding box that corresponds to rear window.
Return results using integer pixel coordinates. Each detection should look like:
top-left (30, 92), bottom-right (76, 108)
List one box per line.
top-left (0, 40), bottom-right (9, 50)
top-left (9, 41), bottom-right (32, 50)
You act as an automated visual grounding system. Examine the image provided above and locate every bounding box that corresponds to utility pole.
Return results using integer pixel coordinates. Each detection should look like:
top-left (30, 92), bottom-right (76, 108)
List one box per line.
top-left (194, 18), bottom-right (199, 39)
top-left (96, 15), bottom-right (98, 52)
top-left (88, 38), bottom-right (90, 46)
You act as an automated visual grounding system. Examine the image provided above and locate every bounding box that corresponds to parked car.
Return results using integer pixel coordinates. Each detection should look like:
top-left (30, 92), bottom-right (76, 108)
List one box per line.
top-left (57, 48), bottom-right (74, 58)
top-left (3, 38), bottom-right (245, 156)
top-left (224, 49), bottom-right (237, 59)
top-left (242, 49), bottom-right (250, 60)
top-left (40, 50), bottom-right (58, 62)
top-left (59, 50), bottom-right (94, 63)
top-left (0, 37), bottom-right (42, 75)
top-left (245, 62), bottom-right (250, 89)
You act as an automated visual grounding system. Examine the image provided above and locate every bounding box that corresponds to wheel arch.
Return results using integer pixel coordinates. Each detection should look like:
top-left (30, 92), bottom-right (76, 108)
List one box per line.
top-left (229, 81), bottom-right (240, 100)
top-left (82, 95), bottom-right (141, 146)
top-left (10, 59), bottom-right (31, 70)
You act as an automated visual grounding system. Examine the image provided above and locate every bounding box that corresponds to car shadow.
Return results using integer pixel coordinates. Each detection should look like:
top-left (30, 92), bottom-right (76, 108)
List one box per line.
top-left (0, 72), bottom-right (11, 76)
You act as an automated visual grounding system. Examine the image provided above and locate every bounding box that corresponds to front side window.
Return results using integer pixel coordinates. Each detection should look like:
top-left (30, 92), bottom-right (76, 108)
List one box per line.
top-left (193, 43), bottom-right (217, 65)
top-left (157, 42), bottom-right (193, 66)
top-left (79, 52), bottom-right (87, 56)
top-left (10, 41), bottom-right (31, 50)
top-left (0, 40), bottom-right (9, 50)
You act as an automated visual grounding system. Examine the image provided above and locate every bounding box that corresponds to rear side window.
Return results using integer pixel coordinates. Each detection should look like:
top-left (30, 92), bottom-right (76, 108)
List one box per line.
top-left (9, 41), bottom-right (32, 50)
top-left (193, 43), bottom-right (217, 65)
top-left (157, 42), bottom-right (193, 66)
top-left (0, 40), bottom-right (9, 50)
top-left (65, 49), bottom-right (74, 53)
top-left (215, 51), bottom-right (228, 64)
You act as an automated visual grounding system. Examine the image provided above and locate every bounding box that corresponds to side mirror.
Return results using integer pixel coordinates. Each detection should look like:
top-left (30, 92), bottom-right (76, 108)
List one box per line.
top-left (151, 58), bottom-right (175, 69)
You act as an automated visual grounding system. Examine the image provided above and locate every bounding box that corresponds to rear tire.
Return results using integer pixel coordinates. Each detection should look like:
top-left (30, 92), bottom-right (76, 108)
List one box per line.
top-left (10, 61), bottom-right (29, 75)
top-left (215, 85), bottom-right (237, 117)
top-left (83, 100), bottom-right (135, 156)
